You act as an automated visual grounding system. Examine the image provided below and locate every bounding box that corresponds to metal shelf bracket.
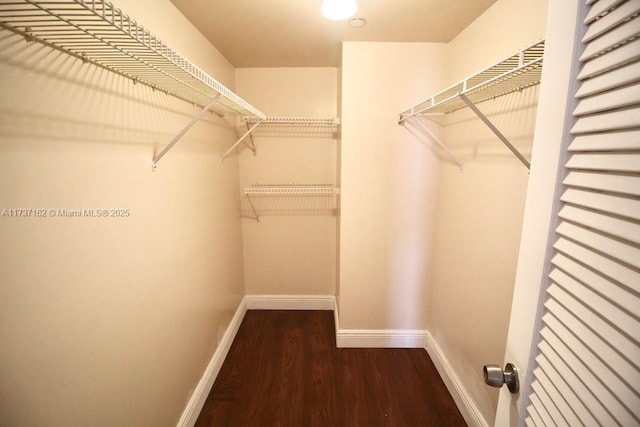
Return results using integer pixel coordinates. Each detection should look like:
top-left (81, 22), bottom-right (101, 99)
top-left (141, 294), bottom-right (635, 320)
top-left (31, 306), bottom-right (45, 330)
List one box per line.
top-left (152, 94), bottom-right (221, 171)
top-left (245, 194), bottom-right (260, 222)
top-left (459, 94), bottom-right (530, 169)
top-left (220, 120), bottom-right (263, 161)
top-left (403, 116), bottom-right (464, 171)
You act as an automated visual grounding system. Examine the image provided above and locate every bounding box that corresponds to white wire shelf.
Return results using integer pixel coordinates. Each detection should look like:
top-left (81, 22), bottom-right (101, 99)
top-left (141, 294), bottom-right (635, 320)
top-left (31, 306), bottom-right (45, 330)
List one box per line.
top-left (222, 117), bottom-right (340, 161)
top-left (243, 184), bottom-right (338, 222)
top-left (0, 0), bottom-right (266, 169)
top-left (399, 40), bottom-right (545, 120)
top-left (244, 184), bottom-right (338, 196)
top-left (0, 0), bottom-right (265, 119)
top-left (398, 40), bottom-right (545, 170)
top-left (241, 117), bottom-right (340, 126)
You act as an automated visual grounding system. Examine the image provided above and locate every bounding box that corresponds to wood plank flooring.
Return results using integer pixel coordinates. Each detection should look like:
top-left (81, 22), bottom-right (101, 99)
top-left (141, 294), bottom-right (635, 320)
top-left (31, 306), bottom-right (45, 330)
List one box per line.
top-left (196, 310), bottom-right (467, 426)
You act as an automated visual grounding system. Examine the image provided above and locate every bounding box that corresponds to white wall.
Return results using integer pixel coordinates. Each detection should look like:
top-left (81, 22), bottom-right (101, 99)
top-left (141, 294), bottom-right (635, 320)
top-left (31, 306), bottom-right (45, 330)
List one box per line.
top-left (339, 42), bottom-right (447, 330)
top-left (447, 0), bottom-right (550, 84)
top-left (234, 68), bottom-right (338, 296)
top-left (427, 0), bottom-right (549, 425)
top-left (0, 0), bottom-right (246, 425)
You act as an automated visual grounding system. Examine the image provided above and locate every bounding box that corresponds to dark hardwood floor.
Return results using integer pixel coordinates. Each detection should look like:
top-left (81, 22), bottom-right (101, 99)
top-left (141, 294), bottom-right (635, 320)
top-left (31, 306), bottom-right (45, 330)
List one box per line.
top-left (196, 310), bottom-right (467, 426)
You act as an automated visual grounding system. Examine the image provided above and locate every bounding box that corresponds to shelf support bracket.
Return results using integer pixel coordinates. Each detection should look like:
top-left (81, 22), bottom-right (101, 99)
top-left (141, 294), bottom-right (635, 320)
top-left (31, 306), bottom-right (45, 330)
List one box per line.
top-left (245, 194), bottom-right (260, 222)
top-left (243, 121), bottom-right (257, 154)
top-left (407, 116), bottom-right (464, 171)
top-left (220, 120), bottom-right (263, 162)
top-left (459, 93), bottom-right (531, 169)
top-left (152, 94), bottom-right (222, 171)
top-left (398, 112), bottom-right (413, 124)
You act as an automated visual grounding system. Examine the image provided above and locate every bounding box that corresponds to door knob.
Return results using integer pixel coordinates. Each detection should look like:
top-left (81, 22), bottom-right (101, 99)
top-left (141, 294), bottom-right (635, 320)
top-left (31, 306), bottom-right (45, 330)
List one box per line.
top-left (483, 362), bottom-right (519, 393)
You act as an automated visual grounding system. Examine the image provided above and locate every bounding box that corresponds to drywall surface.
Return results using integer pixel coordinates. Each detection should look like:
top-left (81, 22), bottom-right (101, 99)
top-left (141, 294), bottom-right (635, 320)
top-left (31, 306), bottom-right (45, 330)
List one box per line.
top-left (446, 0), bottom-right (549, 85)
top-left (0, 0), bottom-right (245, 425)
top-left (339, 42), bottom-right (447, 330)
top-left (427, 0), bottom-right (549, 424)
top-left (234, 68), bottom-right (338, 296)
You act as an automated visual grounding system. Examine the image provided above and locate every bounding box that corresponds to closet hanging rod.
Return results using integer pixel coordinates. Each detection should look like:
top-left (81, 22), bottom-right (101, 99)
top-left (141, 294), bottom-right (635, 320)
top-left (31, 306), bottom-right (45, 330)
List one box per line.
top-left (0, 0), bottom-right (265, 169)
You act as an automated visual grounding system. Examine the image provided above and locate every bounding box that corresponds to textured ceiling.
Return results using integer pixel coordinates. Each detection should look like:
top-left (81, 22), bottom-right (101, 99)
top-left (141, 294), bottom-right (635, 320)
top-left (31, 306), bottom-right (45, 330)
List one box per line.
top-left (169, 0), bottom-right (497, 67)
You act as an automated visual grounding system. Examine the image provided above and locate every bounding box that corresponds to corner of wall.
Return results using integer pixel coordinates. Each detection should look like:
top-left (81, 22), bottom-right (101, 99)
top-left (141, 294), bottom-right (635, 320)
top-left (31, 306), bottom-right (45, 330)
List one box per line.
top-left (425, 333), bottom-right (490, 427)
top-left (176, 297), bottom-right (248, 427)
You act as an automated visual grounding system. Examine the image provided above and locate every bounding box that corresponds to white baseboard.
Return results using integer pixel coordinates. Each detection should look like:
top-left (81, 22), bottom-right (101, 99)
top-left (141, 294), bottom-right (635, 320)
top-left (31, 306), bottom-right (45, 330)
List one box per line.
top-left (424, 333), bottom-right (489, 427)
top-left (333, 301), bottom-right (427, 348)
top-left (176, 297), bottom-right (248, 427)
top-left (336, 328), bottom-right (428, 348)
top-left (245, 294), bottom-right (335, 310)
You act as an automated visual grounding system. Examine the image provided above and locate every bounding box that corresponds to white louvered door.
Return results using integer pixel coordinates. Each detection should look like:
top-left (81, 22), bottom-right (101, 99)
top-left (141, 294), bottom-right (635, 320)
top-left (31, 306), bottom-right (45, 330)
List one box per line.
top-left (523, 0), bottom-right (640, 426)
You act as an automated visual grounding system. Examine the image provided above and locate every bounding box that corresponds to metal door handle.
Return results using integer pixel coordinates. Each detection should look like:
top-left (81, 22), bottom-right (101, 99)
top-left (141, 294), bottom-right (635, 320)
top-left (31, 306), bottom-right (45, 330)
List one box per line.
top-left (483, 362), bottom-right (519, 393)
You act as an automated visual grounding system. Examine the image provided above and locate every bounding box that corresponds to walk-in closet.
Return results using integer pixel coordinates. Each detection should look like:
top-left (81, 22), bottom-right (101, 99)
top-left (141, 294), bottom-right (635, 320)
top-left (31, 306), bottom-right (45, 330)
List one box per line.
top-left (1, 0), bottom-right (638, 426)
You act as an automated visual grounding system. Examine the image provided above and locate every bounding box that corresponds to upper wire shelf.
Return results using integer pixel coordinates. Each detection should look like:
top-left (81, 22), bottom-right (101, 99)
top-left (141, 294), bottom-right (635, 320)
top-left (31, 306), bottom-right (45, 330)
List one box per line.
top-left (399, 40), bottom-right (545, 121)
top-left (244, 184), bottom-right (338, 196)
top-left (0, 0), bottom-right (265, 119)
top-left (241, 117), bottom-right (340, 126)
top-left (223, 117), bottom-right (340, 159)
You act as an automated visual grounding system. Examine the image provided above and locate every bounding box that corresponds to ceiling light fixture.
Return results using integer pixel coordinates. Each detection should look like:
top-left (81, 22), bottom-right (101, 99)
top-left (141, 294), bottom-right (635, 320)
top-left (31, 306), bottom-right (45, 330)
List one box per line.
top-left (321, 0), bottom-right (357, 20)
top-left (348, 17), bottom-right (366, 28)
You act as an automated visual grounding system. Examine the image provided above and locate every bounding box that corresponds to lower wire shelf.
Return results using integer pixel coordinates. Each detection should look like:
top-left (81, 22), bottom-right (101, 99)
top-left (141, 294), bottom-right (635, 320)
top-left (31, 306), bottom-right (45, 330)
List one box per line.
top-left (243, 184), bottom-right (339, 222)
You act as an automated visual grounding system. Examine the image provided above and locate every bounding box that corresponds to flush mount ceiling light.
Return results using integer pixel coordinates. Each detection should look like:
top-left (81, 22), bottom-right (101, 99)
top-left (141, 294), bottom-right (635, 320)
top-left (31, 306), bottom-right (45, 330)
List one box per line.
top-left (321, 0), bottom-right (357, 20)
top-left (349, 17), bottom-right (366, 28)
